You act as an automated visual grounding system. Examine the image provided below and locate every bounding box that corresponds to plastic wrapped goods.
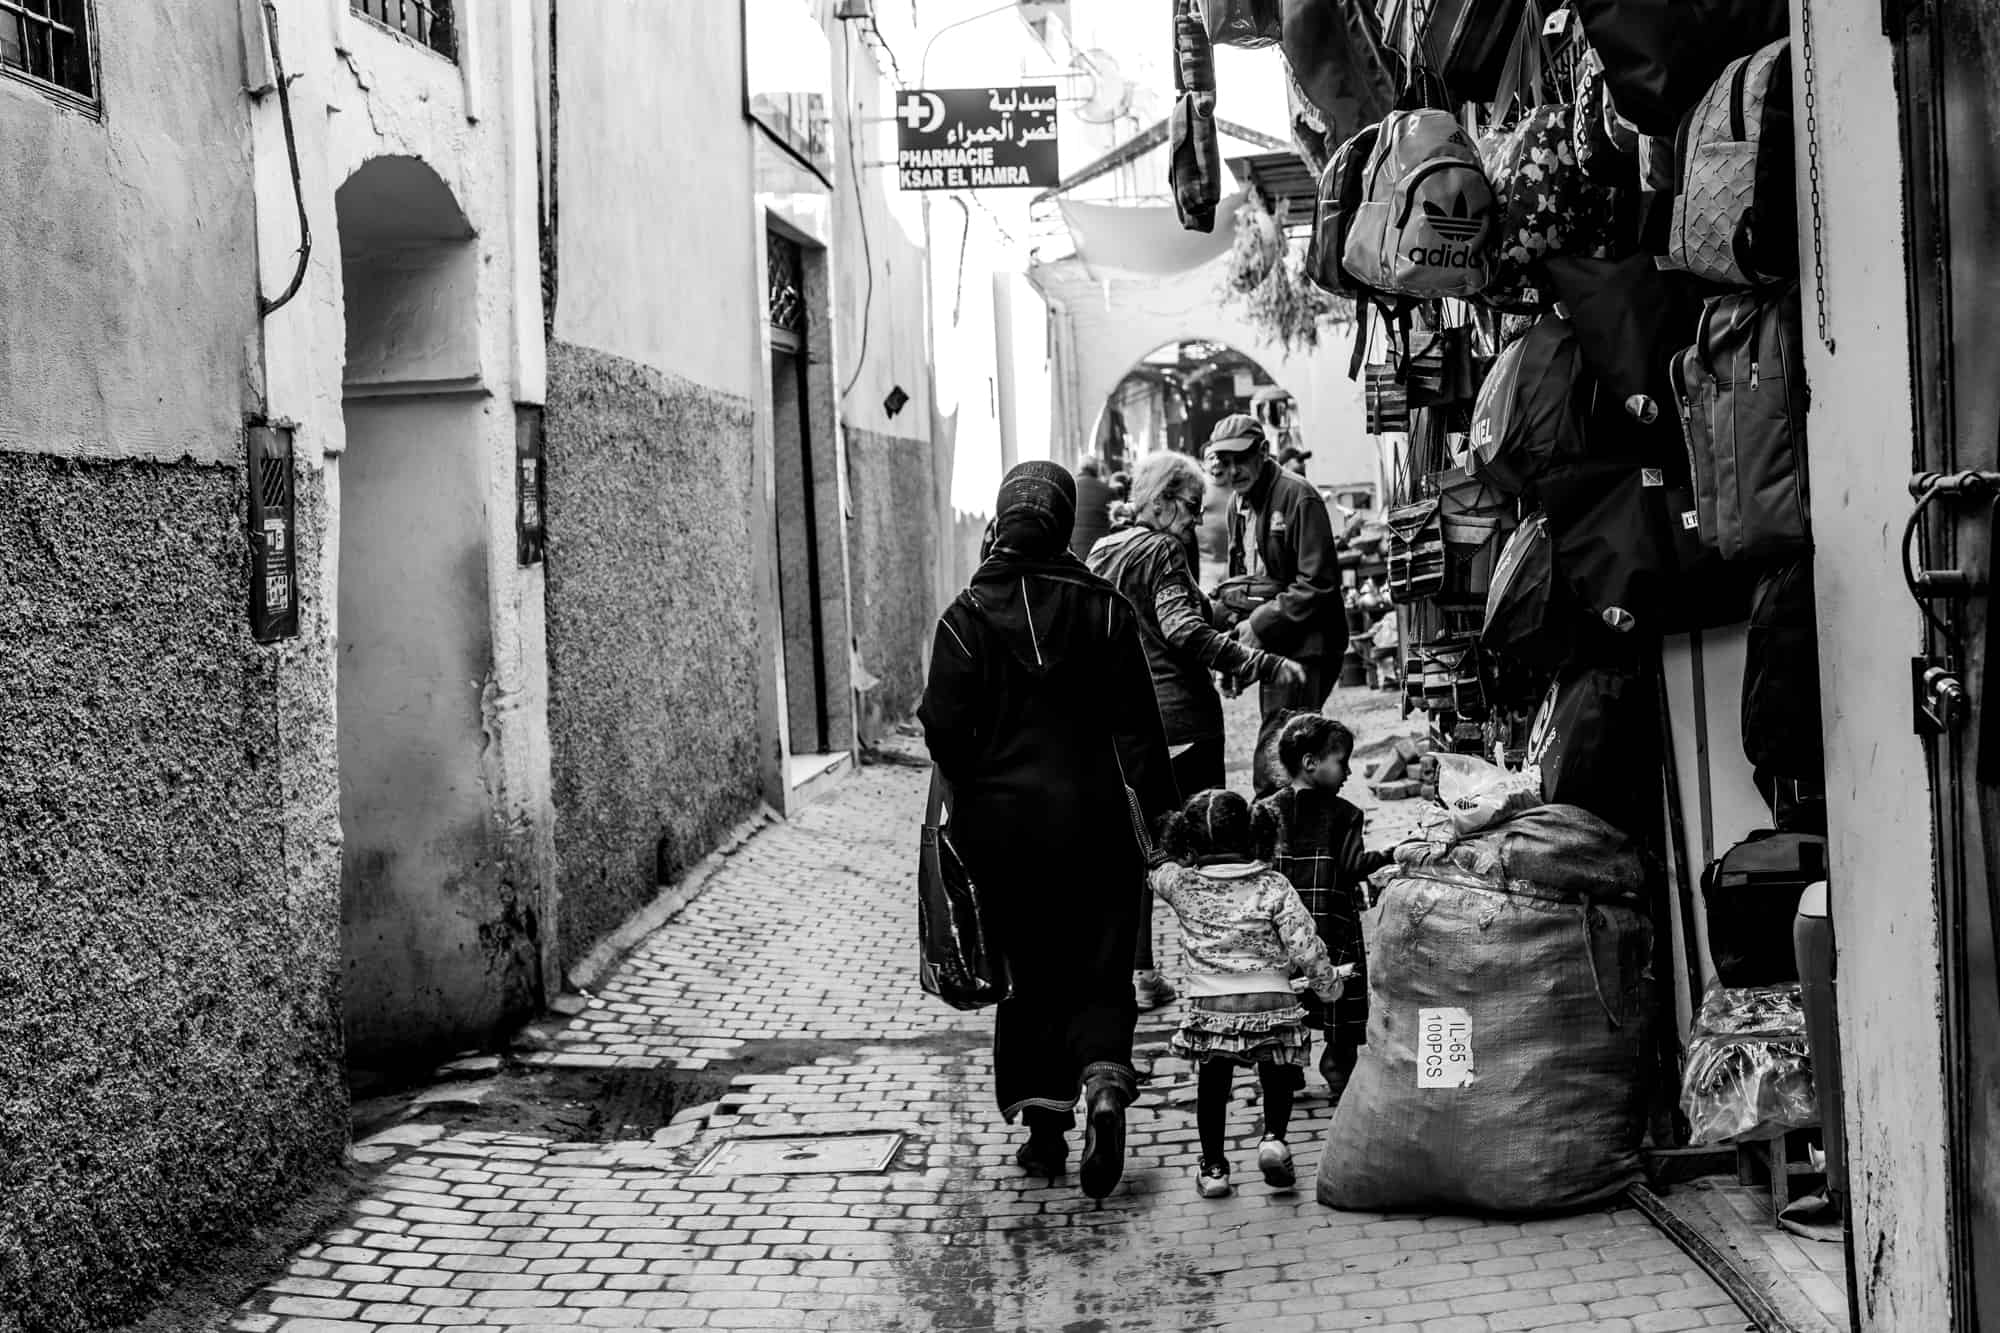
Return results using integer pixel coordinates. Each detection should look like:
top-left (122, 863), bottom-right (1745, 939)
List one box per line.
top-left (1317, 805), bottom-right (1653, 1214)
top-left (1680, 982), bottom-right (1817, 1145)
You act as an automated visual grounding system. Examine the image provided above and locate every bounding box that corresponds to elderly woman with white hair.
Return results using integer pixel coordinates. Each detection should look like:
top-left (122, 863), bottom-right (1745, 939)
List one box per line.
top-left (1088, 450), bottom-right (1306, 1010)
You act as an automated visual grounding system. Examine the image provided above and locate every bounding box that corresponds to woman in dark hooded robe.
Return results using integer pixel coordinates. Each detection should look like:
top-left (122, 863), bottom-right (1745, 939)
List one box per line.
top-left (920, 461), bottom-right (1179, 1200)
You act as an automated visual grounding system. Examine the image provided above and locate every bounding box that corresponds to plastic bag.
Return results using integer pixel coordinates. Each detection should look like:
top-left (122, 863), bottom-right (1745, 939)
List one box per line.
top-left (1679, 982), bottom-right (1817, 1144)
top-left (1433, 753), bottom-right (1542, 837)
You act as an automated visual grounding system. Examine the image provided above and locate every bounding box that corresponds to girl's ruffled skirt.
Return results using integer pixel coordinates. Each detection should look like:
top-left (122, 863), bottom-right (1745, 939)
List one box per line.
top-left (1170, 1000), bottom-right (1312, 1067)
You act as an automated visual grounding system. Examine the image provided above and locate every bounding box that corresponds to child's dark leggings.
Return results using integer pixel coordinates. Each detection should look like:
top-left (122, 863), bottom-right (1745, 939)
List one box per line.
top-left (1196, 1058), bottom-right (1294, 1162)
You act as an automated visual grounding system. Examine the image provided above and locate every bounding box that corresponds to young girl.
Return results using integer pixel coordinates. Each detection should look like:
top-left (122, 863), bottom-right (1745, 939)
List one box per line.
top-left (1149, 789), bottom-right (1351, 1198)
top-left (1257, 714), bottom-right (1394, 1104)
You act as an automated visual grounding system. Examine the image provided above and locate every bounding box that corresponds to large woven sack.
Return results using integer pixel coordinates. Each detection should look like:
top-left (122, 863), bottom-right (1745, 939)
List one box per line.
top-left (1316, 819), bottom-right (1653, 1214)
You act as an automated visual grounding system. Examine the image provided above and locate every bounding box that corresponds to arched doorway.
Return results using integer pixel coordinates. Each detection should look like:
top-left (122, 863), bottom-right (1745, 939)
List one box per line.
top-left (1089, 340), bottom-right (1290, 564)
top-left (1090, 339), bottom-right (1286, 470)
top-left (335, 156), bottom-right (536, 1074)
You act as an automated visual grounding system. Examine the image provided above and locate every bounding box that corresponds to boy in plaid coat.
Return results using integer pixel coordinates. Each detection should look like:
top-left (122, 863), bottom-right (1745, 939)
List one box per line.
top-left (1255, 714), bottom-right (1393, 1101)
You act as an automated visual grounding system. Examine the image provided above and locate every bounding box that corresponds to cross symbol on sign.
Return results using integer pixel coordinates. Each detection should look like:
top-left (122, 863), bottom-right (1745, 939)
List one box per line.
top-left (899, 92), bottom-right (944, 133)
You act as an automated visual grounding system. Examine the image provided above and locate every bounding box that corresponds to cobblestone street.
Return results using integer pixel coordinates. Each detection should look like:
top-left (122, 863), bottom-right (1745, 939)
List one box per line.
top-left (227, 687), bottom-right (1745, 1333)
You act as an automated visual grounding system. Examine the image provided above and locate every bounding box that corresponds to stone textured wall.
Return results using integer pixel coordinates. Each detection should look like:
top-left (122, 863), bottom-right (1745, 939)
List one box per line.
top-left (844, 426), bottom-right (938, 721)
top-left (543, 342), bottom-right (765, 972)
top-left (0, 454), bottom-right (345, 1333)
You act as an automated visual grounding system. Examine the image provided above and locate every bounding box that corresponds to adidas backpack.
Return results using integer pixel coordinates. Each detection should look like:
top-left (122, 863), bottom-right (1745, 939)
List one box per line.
top-left (1664, 39), bottom-right (1796, 286)
top-left (1341, 109), bottom-right (1497, 300)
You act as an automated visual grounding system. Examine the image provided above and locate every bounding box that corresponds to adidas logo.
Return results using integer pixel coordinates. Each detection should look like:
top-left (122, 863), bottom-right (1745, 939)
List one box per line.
top-left (1421, 194), bottom-right (1488, 242)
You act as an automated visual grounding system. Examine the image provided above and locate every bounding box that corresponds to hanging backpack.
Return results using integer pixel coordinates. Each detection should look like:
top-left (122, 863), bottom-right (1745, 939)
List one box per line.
top-left (1342, 108), bottom-right (1498, 300)
top-left (1480, 511), bottom-right (1577, 666)
top-left (1306, 122), bottom-right (1383, 296)
top-left (1527, 663), bottom-right (1662, 840)
top-left (1536, 460), bottom-right (1680, 635)
top-left (1544, 254), bottom-right (1702, 424)
top-left (1570, 0), bottom-right (1790, 138)
top-left (1478, 103), bottom-right (1625, 312)
top-left (1464, 316), bottom-right (1588, 495)
top-left (1671, 284), bottom-right (1811, 562)
top-left (1702, 830), bottom-right (1827, 987)
top-left (1743, 554), bottom-right (1824, 780)
top-left (1663, 39), bottom-right (1796, 287)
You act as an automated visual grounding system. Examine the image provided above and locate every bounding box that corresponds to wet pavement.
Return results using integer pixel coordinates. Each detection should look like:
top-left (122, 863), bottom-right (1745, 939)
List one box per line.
top-left (225, 685), bottom-right (1745, 1332)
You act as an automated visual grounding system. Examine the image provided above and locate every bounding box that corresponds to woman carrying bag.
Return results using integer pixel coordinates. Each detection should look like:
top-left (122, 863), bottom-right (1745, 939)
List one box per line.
top-left (919, 461), bottom-right (1179, 1201)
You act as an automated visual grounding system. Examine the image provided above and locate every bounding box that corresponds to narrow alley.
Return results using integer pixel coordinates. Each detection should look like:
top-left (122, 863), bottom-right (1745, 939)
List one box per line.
top-left (222, 694), bottom-right (1743, 1333)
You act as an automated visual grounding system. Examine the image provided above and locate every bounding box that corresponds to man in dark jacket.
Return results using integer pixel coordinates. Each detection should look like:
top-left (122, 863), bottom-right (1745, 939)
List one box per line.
top-left (1069, 459), bottom-right (1114, 560)
top-left (1205, 414), bottom-right (1346, 790)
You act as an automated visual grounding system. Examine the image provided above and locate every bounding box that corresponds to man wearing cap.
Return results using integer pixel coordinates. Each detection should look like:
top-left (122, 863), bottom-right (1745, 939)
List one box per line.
top-left (1205, 414), bottom-right (1345, 788)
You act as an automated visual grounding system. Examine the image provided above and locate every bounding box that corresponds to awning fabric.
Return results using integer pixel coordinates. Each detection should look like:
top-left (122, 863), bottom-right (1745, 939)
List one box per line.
top-left (1057, 194), bottom-right (1246, 278)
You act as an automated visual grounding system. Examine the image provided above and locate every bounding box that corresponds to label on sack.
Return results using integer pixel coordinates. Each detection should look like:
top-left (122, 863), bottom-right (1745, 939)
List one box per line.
top-left (1417, 1006), bottom-right (1476, 1088)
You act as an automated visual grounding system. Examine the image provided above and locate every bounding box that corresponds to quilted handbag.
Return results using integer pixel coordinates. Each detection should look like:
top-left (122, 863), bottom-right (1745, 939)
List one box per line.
top-left (1665, 39), bottom-right (1796, 286)
top-left (1385, 497), bottom-right (1448, 603)
top-left (1478, 104), bottom-right (1624, 313)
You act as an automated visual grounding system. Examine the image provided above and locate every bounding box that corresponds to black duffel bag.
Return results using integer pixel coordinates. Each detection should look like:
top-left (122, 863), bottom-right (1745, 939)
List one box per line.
top-left (1527, 662), bottom-right (1662, 842)
top-left (1703, 830), bottom-right (1827, 987)
top-left (1571, 0), bottom-right (1790, 138)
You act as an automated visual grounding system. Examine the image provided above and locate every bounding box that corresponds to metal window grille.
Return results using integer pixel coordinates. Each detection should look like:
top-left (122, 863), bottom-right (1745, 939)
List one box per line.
top-left (768, 234), bottom-right (807, 338)
top-left (350, 0), bottom-right (456, 60)
top-left (0, 0), bottom-right (94, 101)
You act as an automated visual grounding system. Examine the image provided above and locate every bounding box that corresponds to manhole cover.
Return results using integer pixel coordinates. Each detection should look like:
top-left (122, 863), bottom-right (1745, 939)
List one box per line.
top-left (692, 1132), bottom-right (904, 1177)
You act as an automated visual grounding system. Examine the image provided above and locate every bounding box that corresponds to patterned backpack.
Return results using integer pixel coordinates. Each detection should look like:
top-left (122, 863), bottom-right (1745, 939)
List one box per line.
top-left (1477, 104), bottom-right (1624, 312)
top-left (1663, 38), bottom-right (1796, 286)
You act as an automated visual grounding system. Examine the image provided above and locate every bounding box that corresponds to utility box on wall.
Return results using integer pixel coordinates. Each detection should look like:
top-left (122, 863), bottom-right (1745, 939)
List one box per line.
top-left (516, 405), bottom-right (546, 566)
top-left (247, 424), bottom-right (299, 643)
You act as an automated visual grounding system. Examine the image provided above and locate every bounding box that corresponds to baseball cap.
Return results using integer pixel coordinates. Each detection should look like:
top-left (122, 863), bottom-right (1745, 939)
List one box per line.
top-left (1205, 413), bottom-right (1268, 455)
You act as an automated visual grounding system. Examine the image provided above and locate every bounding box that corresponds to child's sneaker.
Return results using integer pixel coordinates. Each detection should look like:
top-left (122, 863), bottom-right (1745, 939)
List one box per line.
top-left (1194, 1158), bottom-right (1232, 1198)
top-left (1257, 1136), bottom-right (1295, 1188)
top-left (1134, 969), bottom-right (1178, 1011)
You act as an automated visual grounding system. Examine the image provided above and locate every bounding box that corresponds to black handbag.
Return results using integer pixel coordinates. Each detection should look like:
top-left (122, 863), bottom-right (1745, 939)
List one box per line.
top-left (1384, 497), bottom-right (1447, 603)
top-left (1365, 361), bottom-right (1410, 435)
top-left (918, 769), bottom-right (1012, 1011)
top-left (1412, 635), bottom-right (1489, 719)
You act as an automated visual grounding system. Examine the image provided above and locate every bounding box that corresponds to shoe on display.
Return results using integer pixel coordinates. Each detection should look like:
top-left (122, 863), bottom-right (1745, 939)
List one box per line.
top-left (1134, 969), bottom-right (1179, 1010)
top-left (1195, 1158), bottom-right (1233, 1198)
top-left (1258, 1135), bottom-right (1296, 1189)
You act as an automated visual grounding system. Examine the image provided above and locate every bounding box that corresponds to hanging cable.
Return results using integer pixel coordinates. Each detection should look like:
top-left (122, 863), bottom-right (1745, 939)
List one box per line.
top-left (258, 0), bottom-right (311, 318)
top-left (839, 25), bottom-right (876, 400)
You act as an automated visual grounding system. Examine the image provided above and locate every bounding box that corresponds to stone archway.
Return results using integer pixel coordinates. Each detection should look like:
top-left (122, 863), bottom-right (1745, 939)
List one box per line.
top-left (1089, 339), bottom-right (1287, 470)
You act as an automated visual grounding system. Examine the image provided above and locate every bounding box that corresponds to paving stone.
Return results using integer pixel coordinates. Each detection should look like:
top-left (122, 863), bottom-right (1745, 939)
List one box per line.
top-left (228, 697), bottom-right (1742, 1332)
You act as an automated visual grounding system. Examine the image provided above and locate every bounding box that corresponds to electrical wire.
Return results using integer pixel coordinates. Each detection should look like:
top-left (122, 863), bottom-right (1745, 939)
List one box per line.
top-left (864, 14), bottom-right (905, 85)
top-left (839, 25), bottom-right (875, 401)
top-left (258, 0), bottom-right (311, 318)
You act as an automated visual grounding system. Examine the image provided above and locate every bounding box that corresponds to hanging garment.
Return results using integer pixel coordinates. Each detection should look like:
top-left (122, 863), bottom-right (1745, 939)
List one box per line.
top-left (1282, 0), bottom-right (1399, 144)
top-left (1571, 0), bottom-right (1790, 138)
top-left (1742, 554), bottom-right (1824, 781)
top-left (1171, 0), bottom-right (1223, 233)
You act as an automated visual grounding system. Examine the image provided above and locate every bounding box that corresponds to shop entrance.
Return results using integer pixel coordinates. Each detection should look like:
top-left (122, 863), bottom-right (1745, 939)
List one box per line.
top-left (1896, 12), bottom-right (2000, 1323)
top-left (764, 227), bottom-right (842, 769)
top-left (334, 156), bottom-right (537, 1073)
